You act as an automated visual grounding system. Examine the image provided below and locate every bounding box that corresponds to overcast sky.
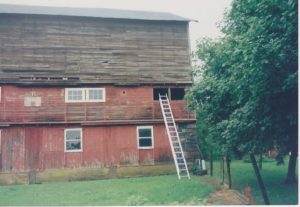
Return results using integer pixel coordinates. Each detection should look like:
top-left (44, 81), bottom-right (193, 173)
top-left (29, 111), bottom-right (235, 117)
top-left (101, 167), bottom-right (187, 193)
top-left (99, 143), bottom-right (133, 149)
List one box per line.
top-left (0, 0), bottom-right (232, 51)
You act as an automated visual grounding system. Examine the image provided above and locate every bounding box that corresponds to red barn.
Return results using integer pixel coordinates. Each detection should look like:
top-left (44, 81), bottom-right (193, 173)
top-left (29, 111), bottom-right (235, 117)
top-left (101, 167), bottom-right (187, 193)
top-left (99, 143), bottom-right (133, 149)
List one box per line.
top-left (0, 4), bottom-right (198, 183)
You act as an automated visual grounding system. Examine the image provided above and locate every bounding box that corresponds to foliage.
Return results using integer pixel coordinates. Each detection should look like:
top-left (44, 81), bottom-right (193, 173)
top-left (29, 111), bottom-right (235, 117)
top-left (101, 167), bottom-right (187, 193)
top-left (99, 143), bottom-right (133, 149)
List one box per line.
top-left (187, 0), bottom-right (298, 160)
top-left (0, 175), bottom-right (213, 206)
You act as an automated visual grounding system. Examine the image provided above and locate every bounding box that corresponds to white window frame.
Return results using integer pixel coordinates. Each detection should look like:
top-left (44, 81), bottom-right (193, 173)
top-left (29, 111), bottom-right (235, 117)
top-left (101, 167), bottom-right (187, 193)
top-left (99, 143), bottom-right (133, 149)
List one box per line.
top-left (65, 88), bottom-right (85, 103)
top-left (86, 88), bottom-right (106, 102)
top-left (137, 126), bottom-right (154, 149)
top-left (65, 88), bottom-right (106, 103)
top-left (64, 128), bottom-right (83, 152)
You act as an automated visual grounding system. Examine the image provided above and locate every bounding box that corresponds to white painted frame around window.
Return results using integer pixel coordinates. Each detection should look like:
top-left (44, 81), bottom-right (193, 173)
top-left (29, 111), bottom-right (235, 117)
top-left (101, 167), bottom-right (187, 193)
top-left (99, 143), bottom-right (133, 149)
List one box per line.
top-left (86, 88), bottom-right (106, 102)
top-left (65, 88), bottom-right (106, 103)
top-left (65, 88), bottom-right (85, 103)
top-left (64, 128), bottom-right (83, 152)
top-left (137, 126), bottom-right (154, 149)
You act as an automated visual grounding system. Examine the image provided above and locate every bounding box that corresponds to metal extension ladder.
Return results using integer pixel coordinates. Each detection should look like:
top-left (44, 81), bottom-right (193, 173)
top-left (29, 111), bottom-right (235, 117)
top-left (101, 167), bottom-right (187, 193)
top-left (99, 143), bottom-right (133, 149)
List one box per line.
top-left (159, 94), bottom-right (190, 179)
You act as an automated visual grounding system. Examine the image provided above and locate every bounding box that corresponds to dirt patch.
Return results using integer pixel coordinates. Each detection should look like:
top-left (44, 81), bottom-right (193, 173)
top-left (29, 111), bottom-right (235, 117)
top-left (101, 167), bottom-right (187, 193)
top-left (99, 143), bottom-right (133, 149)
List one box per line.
top-left (205, 179), bottom-right (249, 205)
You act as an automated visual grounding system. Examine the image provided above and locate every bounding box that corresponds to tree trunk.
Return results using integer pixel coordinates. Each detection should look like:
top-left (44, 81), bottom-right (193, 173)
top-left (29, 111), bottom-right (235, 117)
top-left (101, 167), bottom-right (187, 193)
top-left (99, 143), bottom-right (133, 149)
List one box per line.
top-left (225, 156), bottom-right (232, 189)
top-left (250, 153), bottom-right (270, 205)
top-left (220, 156), bottom-right (224, 184)
top-left (285, 146), bottom-right (298, 184)
top-left (209, 151), bottom-right (213, 176)
top-left (258, 153), bottom-right (263, 170)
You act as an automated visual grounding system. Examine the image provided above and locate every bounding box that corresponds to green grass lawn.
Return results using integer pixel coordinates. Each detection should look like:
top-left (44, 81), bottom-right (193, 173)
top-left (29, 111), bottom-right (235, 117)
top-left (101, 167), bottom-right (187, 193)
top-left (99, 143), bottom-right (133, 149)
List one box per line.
top-left (0, 175), bottom-right (214, 206)
top-left (0, 159), bottom-right (297, 205)
top-left (210, 158), bottom-right (298, 205)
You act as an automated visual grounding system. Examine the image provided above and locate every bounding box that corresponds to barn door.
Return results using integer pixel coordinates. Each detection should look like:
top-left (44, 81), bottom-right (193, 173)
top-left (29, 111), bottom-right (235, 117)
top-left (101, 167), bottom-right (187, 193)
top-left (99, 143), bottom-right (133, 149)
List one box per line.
top-left (1, 128), bottom-right (25, 172)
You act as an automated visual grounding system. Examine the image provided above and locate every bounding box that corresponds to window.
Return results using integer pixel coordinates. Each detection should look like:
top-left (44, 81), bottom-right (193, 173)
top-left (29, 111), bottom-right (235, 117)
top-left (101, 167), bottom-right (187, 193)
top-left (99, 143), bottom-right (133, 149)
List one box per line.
top-left (137, 126), bottom-right (153, 149)
top-left (86, 88), bottom-right (105, 102)
top-left (65, 88), bottom-right (84, 102)
top-left (153, 87), bottom-right (186, 101)
top-left (65, 88), bottom-right (105, 103)
top-left (64, 128), bottom-right (82, 152)
top-left (170, 88), bottom-right (185, 100)
top-left (153, 88), bottom-right (169, 100)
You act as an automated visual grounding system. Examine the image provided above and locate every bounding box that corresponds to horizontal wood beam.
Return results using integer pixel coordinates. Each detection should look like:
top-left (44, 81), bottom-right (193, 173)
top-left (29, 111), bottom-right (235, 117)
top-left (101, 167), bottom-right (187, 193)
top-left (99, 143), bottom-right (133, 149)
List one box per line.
top-left (0, 118), bottom-right (196, 127)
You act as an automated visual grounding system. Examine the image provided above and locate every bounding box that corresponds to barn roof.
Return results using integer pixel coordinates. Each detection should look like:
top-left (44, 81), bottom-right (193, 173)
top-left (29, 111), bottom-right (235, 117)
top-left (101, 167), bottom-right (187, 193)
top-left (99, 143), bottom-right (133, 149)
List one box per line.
top-left (0, 4), bottom-right (191, 22)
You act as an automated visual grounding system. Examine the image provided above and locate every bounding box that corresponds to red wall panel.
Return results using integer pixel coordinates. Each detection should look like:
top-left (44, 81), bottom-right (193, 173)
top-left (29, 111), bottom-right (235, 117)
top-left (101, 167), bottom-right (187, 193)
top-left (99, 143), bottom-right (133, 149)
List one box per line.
top-left (0, 86), bottom-right (194, 123)
top-left (0, 124), bottom-right (173, 172)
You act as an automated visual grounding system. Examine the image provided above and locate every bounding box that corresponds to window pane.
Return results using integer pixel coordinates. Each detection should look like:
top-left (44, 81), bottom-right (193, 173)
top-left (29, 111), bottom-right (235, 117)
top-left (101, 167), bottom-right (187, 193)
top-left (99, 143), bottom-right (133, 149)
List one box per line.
top-left (68, 90), bottom-right (83, 101)
top-left (66, 130), bottom-right (81, 141)
top-left (66, 141), bottom-right (81, 150)
top-left (139, 138), bottom-right (152, 147)
top-left (89, 89), bottom-right (103, 100)
top-left (139, 128), bottom-right (152, 138)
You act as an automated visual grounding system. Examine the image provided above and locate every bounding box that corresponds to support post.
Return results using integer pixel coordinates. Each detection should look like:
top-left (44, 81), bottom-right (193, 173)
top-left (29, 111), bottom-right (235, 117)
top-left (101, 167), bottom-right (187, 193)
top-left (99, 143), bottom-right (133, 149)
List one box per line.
top-left (220, 156), bottom-right (225, 184)
top-left (209, 151), bottom-right (213, 176)
top-left (250, 153), bottom-right (270, 205)
top-left (225, 156), bottom-right (232, 189)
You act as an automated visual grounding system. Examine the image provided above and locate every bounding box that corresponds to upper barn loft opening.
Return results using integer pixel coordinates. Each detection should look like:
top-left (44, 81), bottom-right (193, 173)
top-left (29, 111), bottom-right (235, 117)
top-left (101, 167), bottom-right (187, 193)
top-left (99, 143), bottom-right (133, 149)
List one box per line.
top-left (0, 4), bottom-right (194, 86)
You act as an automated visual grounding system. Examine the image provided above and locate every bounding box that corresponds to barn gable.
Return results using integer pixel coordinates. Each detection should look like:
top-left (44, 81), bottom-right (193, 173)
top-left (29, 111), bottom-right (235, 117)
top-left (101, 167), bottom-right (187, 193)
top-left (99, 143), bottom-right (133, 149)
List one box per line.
top-left (0, 4), bottom-right (192, 86)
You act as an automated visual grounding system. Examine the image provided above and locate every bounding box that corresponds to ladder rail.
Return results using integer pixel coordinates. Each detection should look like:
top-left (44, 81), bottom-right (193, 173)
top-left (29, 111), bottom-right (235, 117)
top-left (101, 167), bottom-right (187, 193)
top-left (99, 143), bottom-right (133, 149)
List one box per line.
top-left (159, 94), bottom-right (190, 179)
top-left (164, 96), bottom-right (190, 179)
top-left (159, 95), bottom-right (181, 179)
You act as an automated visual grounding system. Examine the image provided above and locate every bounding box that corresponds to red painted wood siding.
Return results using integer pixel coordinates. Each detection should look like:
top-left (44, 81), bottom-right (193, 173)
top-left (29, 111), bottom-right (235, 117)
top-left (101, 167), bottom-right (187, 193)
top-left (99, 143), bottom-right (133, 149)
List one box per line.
top-left (0, 86), bottom-right (194, 123)
top-left (0, 125), bottom-right (172, 172)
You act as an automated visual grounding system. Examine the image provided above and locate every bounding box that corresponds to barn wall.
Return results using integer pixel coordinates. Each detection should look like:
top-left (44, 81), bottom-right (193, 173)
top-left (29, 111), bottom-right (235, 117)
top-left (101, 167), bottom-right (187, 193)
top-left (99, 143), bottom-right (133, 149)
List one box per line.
top-left (0, 85), bottom-right (194, 123)
top-left (0, 124), bottom-right (173, 173)
top-left (0, 14), bottom-right (190, 85)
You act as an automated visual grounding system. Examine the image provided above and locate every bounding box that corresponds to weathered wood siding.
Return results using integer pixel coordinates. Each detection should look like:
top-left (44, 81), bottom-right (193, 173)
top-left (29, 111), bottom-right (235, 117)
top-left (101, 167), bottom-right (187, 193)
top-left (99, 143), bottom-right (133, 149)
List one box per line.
top-left (0, 14), bottom-right (191, 85)
top-left (0, 125), bottom-right (173, 172)
top-left (0, 86), bottom-right (194, 123)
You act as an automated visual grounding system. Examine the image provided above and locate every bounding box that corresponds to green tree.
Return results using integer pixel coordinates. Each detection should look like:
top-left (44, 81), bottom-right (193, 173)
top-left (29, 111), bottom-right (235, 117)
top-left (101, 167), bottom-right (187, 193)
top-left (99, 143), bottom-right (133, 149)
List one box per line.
top-left (188, 0), bottom-right (297, 183)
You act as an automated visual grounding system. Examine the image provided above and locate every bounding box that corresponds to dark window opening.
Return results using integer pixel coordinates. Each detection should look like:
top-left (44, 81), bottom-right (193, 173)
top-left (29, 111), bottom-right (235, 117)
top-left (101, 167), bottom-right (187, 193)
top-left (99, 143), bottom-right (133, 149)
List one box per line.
top-left (153, 88), bottom-right (169, 100)
top-left (170, 88), bottom-right (185, 100)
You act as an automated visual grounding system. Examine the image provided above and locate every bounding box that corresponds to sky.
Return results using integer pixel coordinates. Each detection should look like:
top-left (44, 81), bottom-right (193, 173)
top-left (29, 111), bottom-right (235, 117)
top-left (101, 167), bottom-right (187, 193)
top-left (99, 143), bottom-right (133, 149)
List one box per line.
top-left (0, 0), bottom-right (232, 51)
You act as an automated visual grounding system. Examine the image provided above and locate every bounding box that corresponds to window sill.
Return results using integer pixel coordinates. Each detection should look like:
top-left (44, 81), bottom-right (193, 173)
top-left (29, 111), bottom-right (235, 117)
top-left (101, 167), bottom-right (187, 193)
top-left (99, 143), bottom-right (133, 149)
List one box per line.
top-left (65, 149), bottom-right (82, 153)
top-left (138, 147), bottom-right (154, 150)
